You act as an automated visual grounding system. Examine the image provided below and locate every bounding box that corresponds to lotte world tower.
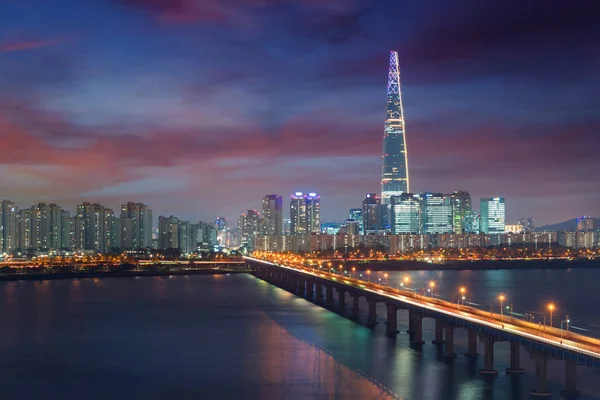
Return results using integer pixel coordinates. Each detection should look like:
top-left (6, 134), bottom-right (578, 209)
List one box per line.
top-left (381, 50), bottom-right (410, 204)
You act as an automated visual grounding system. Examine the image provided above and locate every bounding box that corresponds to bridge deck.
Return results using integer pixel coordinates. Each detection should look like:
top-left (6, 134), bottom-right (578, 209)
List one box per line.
top-left (246, 256), bottom-right (600, 364)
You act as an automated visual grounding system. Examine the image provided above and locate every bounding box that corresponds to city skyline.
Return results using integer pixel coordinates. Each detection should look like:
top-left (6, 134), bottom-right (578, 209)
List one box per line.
top-left (1, 1), bottom-right (599, 225)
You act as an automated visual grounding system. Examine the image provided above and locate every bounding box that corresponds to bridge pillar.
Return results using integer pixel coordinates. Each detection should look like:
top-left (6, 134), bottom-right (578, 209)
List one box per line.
top-left (367, 298), bottom-right (377, 327)
top-left (560, 359), bottom-right (580, 398)
top-left (326, 285), bottom-right (334, 306)
top-left (465, 328), bottom-right (478, 357)
top-left (479, 333), bottom-right (498, 375)
top-left (443, 324), bottom-right (456, 358)
top-left (338, 289), bottom-right (346, 311)
top-left (506, 342), bottom-right (524, 374)
top-left (306, 280), bottom-right (314, 299)
top-left (297, 277), bottom-right (304, 296)
top-left (315, 282), bottom-right (323, 302)
top-left (432, 319), bottom-right (444, 344)
top-left (386, 303), bottom-right (398, 336)
top-left (352, 294), bottom-right (360, 319)
top-left (529, 351), bottom-right (551, 398)
top-left (409, 310), bottom-right (424, 345)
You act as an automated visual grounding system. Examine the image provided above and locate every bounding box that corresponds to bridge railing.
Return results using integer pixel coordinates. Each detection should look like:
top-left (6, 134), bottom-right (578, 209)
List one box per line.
top-left (249, 257), bottom-right (600, 358)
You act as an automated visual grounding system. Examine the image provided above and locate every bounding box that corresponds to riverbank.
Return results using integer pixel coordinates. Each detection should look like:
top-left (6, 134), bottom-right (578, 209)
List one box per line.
top-left (347, 258), bottom-right (599, 271)
top-left (0, 267), bottom-right (250, 282)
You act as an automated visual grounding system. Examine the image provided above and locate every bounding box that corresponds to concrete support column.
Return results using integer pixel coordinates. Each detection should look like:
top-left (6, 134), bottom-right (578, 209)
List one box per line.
top-left (529, 352), bottom-right (551, 398)
top-left (367, 298), bottom-right (377, 326)
top-left (506, 342), bottom-right (524, 374)
top-left (306, 280), bottom-right (313, 299)
top-left (479, 333), bottom-right (498, 375)
top-left (432, 319), bottom-right (444, 344)
top-left (339, 289), bottom-right (346, 311)
top-left (443, 324), bottom-right (456, 358)
top-left (315, 282), bottom-right (323, 302)
top-left (465, 328), bottom-right (478, 358)
top-left (326, 285), bottom-right (334, 306)
top-left (386, 303), bottom-right (398, 336)
top-left (352, 294), bottom-right (360, 319)
top-left (409, 310), bottom-right (424, 345)
top-left (560, 359), bottom-right (580, 398)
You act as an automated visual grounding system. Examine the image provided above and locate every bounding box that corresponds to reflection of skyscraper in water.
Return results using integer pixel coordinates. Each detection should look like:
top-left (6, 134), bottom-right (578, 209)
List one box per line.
top-left (381, 50), bottom-right (409, 204)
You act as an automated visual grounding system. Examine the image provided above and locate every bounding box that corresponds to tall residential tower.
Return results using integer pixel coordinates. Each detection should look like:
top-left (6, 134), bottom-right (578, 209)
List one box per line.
top-left (381, 50), bottom-right (410, 204)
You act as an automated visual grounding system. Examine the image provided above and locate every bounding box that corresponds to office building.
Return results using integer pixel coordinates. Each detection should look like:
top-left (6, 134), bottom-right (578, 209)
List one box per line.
top-left (349, 208), bottom-right (363, 234)
top-left (450, 191), bottom-right (471, 233)
top-left (391, 193), bottom-right (421, 234)
top-left (421, 193), bottom-right (453, 234)
top-left (480, 197), bottom-right (506, 234)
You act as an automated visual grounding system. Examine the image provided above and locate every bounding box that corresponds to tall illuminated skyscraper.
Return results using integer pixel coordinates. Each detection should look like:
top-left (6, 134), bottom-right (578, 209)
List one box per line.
top-left (381, 50), bottom-right (409, 204)
top-left (480, 197), bottom-right (506, 234)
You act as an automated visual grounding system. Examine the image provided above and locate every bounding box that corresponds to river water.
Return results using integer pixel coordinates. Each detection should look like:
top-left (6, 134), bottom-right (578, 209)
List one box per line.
top-left (0, 271), bottom-right (598, 399)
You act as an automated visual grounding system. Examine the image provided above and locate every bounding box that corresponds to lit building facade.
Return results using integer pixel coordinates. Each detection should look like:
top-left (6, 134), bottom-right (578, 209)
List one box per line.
top-left (262, 195), bottom-right (283, 235)
top-left (349, 208), bottom-right (363, 234)
top-left (290, 193), bottom-right (307, 235)
top-left (450, 191), bottom-right (471, 233)
top-left (390, 193), bottom-right (421, 234)
top-left (381, 50), bottom-right (410, 204)
top-left (421, 193), bottom-right (453, 234)
top-left (480, 197), bottom-right (506, 234)
top-left (362, 193), bottom-right (381, 233)
top-left (305, 193), bottom-right (320, 233)
top-left (0, 200), bottom-right (18, 254)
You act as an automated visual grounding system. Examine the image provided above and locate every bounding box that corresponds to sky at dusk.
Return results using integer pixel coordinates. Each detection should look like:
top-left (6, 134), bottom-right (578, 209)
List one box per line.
top-left (0, 0), bottom-right (599, 226)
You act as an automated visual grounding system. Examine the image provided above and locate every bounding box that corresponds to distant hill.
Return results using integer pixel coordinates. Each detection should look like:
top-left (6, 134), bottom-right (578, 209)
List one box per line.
top-left (536, 218), bottom-right (600, 232)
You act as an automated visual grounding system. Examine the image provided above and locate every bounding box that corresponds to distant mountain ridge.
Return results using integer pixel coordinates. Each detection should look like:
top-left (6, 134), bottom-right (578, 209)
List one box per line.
top-left (536, 218), bottom-right (600, 232)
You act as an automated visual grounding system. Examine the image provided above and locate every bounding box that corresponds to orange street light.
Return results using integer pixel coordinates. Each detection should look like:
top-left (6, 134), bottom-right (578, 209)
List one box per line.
top-left (429, 281), bottom-right (435, 298)
top-left (499, 294), bottom-right (506, 323)
top-left (384, 273), bottom-right (388, 285)
top-left (366, 269), bottom-right (371, 282)
top-left (548, 303), bottom-right (556, 327)
top-left (459, 286), bottom-right (466, 305)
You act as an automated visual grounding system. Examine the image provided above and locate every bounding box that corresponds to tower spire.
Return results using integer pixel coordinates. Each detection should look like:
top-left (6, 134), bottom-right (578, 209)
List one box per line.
top-left (381, 50), bottom-right (409, 204)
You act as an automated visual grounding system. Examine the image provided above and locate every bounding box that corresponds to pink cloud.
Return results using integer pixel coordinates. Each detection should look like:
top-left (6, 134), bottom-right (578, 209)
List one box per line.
top-left (1, 36), bottom-right (67, 52)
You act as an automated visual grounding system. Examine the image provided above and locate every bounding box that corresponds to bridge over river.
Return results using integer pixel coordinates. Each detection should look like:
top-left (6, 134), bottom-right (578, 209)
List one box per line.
top-left (245, 256), bottom-right (600, 398)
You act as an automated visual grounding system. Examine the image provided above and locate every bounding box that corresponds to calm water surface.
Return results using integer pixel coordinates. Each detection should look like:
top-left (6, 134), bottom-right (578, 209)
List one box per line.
top-left (0, 270), bottom-right (598, 399)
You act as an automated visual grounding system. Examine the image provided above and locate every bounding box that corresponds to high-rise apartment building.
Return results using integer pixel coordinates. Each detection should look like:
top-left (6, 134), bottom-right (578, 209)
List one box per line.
top-left (239, 209), bottom-right (260, 248)
top-left (362, 193), bottom-right (381, 233)
top-left (450, 191), bottom-right (471, 233)
top-left (0, 200), bottom-right (18, 254)
top-left (31, 203), bottom-right (51, 250)
top-left (391, 193), bottom-right (421, 234)
top-left (120, 202), bottom-right (152, 249)
top-left (158, 215), bottom-right (179, 249)
top-left (577, 216), bottom-right (595, 232)
top-left (421, 193), bottom-right (453, 234)
top-left (305, 193), bottom-right (320, 233)
top-left (262, 195), bottom-right (283, 235)
top-left (290, 193), bottom-right (307, 235)
top-left (381, 50), bottom-right (410, 204)
top-left (17, 208), bottom-right (32, 251)
top-left (480, 198), bottom-right (506, 234)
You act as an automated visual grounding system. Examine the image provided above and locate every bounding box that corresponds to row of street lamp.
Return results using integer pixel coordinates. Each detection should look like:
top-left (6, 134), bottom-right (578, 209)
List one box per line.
top-left (263, 255), bottom-right (571, 334)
